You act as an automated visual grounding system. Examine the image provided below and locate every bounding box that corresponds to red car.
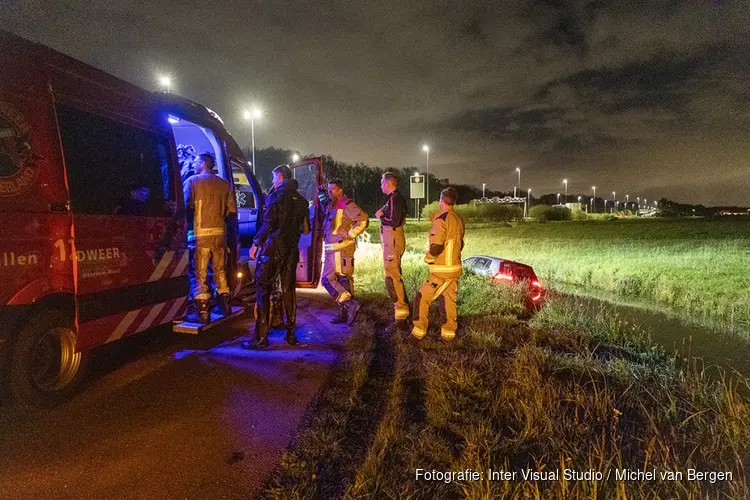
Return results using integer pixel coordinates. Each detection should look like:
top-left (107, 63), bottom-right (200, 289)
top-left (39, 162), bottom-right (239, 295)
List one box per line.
top-left (463, 255), bottom-right (545, 310)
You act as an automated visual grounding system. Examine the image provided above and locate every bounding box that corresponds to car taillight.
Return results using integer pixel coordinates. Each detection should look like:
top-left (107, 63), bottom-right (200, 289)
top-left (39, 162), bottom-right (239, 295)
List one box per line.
top-left (530, 280), bottom-right (543, 302)
top-left (493, 272), bottom-right (514, 282)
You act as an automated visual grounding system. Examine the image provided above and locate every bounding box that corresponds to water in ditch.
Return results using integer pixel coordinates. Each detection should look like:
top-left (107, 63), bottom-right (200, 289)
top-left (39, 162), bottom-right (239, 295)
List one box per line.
top-left (556, 287), bottom-right (750, 377)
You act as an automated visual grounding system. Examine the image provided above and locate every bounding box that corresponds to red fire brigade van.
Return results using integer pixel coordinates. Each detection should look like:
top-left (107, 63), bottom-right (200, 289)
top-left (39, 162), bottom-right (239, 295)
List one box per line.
top-left (0, 30), bottom-right (325, 407)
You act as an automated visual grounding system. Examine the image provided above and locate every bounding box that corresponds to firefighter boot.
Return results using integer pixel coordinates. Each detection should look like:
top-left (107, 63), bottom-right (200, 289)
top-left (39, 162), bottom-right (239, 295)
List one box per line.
top-left (345, 299), bottom-right (361, 326)
top-left (217, 293), bottom-right (231, 317)
top-left (284, 328), bottom-right (299, 346)
top-left (330, 304), bottom-right (348, 324)
top-left (195, 300), bottom-right (210, 324)
top-left (242, 321), bottom-right (269, 349)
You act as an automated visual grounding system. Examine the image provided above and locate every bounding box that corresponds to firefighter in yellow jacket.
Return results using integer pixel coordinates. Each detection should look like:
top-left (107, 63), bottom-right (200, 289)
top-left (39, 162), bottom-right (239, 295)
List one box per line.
top-left (317, 178), bottom-right (369, 325)
top-left (411, 187), bottom-right (465, 342)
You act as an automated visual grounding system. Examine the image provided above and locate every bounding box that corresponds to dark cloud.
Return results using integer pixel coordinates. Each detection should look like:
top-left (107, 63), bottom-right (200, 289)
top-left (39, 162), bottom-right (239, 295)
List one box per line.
top-left (1, 0), bottom-right (750, 205)
top-left (538, 43), bottom-right (741, 117)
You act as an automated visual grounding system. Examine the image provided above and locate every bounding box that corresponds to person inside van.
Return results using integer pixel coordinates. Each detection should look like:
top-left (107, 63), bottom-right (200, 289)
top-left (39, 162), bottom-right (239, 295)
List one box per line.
top-left (114, 184), bottom-right (150, 215)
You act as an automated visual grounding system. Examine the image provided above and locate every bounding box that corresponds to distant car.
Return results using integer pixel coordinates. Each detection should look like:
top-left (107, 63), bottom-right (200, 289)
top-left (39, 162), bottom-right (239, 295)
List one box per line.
top-left (463, 255), bottom-right (545, 310)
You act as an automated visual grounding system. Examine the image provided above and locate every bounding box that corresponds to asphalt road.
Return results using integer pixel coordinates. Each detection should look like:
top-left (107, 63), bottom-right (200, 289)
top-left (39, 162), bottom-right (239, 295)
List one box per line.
top-left (0, 288), bottom-right (350, 500)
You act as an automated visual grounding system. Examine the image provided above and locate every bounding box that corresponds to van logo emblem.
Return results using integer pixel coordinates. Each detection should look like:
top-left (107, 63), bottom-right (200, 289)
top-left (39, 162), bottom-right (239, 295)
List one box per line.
top-left (0, 101), bottom-right (38, 197)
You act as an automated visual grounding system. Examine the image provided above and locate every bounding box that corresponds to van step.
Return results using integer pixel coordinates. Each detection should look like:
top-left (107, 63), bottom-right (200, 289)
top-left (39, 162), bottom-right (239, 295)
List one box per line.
top-left (172, 306), bottom-right (246, 335)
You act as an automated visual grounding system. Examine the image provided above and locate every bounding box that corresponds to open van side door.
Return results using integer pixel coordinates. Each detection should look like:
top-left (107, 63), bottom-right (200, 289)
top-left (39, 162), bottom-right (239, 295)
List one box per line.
top-left (289, 157), bottom-right (325, 287)
top-left (231, 158), bottom-right (264, 254)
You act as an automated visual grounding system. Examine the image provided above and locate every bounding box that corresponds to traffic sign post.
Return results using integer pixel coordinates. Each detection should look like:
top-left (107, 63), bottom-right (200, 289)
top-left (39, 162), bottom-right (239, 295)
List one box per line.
top-left (410, 174), bottom-right (425, 221)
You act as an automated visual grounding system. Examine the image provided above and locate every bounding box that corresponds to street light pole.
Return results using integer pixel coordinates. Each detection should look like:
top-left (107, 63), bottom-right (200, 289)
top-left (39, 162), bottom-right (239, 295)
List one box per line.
top-left (563, 179), bottom-right (568, 204)
top-left (612, 191), bottom-right (616, 213)
top-left (526, 188), bottom-right (530, 218)
top-left (251, 116), bottom-right (256, 175)
top-left (244, 108), bottom-right (262, 175)
top-left (422, 145), bottom-right (430, 206)
top-left (591, 186), bottom-right (596, 213)
top-left (557, 193), bottom-right (561, 204)
top-left (482, 183), bottom-right (486, 198)
top-left (516, 167), bottom-right (521, 197)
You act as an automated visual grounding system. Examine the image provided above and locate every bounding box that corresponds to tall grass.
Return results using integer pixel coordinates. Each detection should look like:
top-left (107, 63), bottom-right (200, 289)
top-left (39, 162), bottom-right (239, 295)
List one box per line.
top-left (376, 217), bottom-right (750, 332)
top-left (260, 243), bottom-right (750, 499)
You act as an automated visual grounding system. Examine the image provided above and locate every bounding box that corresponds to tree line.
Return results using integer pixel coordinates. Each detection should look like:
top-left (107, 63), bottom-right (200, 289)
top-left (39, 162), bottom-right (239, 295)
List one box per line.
top-left (246, 147), bottom-right (747, 218)
top-left (246, 146), bottom-right (511, 215)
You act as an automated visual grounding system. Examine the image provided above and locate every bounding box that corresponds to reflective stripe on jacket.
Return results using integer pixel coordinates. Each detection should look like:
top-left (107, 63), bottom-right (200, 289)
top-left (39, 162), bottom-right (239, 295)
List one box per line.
top-left (425, 209), bottom-right (465, 278)
top-left (184, 172), bottom-right (237, 244)
top-left (320, 193), bottom-right (369, 252)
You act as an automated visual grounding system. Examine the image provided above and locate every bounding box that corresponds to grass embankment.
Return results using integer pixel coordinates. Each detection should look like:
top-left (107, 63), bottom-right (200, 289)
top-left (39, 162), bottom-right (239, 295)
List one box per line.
top-left (395, 217), bottom-right (750, 332)
top-left (260, 244), bottom-right (750, 499)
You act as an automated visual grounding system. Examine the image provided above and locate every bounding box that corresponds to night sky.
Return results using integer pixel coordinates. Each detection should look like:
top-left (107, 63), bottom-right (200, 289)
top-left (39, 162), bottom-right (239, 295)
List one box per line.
top-left (3, 1), bottom-right (749, 205)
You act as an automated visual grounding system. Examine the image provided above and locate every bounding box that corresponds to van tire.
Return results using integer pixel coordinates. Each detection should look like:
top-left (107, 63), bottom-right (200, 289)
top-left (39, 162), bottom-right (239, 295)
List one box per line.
top-left (9, 309), bottom-right (89, 408)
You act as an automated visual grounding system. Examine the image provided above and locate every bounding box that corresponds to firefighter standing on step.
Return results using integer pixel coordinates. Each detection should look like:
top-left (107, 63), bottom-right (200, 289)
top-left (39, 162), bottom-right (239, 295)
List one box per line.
top-left (242, 164), bottom-right (310, 349)
top-left (411, 187), bottom-right (465, 343)
top-left (318, 179), bottom-right (369, 325)
top-left (183, 153), bottom-right (237, 324)
top-left (375, 172), bottom-right (409, 322)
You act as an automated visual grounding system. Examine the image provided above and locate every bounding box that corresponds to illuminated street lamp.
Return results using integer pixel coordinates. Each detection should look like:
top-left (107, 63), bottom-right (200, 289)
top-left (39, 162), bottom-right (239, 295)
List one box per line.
top-left (158, 75), bottom-right (172, 93)
top-left (292, 153), bottom-right (300, 163)
top-left (612, 191), bottom-right (616, 212)
top-left (243, 108), bottom-right (262, 175)
top-left (422, 145), bottom-right (430, 206)
top-left (563, 179), bottom-right (568, 204)
top-left (557, 193), bottom-right (561, 204)
top-left (482, 182), bottom-right (486, 198)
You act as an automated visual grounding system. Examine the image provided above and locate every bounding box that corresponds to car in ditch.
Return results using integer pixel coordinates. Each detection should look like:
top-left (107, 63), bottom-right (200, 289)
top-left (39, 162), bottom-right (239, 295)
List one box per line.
top-left (462, 255), bottom-right (545, 310)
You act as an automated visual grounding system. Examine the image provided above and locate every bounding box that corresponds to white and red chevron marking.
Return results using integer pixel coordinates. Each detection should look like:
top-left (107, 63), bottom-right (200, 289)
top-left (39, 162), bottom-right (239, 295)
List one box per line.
top-left (171, 251), bottom-right (189, 277)
top-left (105, 250), bottom-right (189, 344)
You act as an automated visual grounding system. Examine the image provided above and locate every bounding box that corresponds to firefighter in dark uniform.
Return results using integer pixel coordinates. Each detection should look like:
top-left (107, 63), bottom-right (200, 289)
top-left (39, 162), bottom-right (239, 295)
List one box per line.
top-left (184, 153), bottom-right (237, 323)
top-left (242, 164), bottom-right (310, 349)
top-left (411, 187), bottom-right (465, 343)
top-left (375, 172), bottom-right (409, 322)
top-left (317, 179), bottom-right (369, 325)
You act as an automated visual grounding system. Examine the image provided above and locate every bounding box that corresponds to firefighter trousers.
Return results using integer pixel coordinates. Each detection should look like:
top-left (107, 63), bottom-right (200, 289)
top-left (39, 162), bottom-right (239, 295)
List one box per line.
top-left (189, 245), bottom-right (229, 301)
top-left (380, 225), bottom-right (409, 319)
top-left (412, 274), bottom-right (458, 341)
top-left (255, 248), bottom-right (299, 339)
top-left (321, 248), bottom-right (355, 303)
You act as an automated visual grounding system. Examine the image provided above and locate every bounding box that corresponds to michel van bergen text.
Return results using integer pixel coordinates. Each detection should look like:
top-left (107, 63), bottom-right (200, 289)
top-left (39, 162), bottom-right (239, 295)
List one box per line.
top-left (415, 468), bottom-right (733, 484)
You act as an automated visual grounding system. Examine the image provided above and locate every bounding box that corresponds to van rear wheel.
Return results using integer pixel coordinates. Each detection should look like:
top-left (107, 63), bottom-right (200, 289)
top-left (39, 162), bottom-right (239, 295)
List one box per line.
top-left (10, 310), bottom-right (89, 408)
